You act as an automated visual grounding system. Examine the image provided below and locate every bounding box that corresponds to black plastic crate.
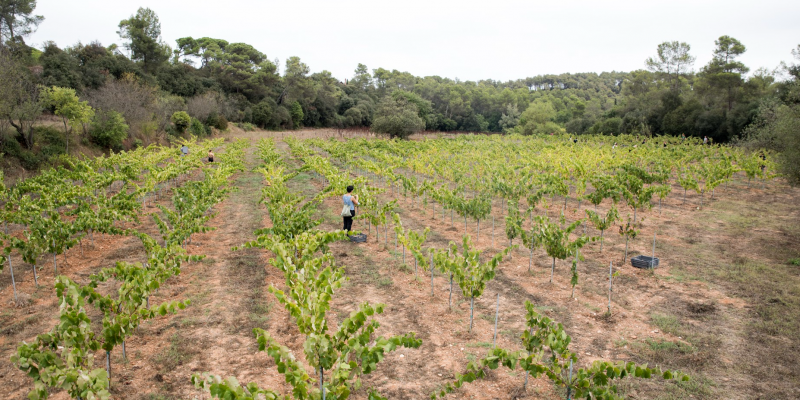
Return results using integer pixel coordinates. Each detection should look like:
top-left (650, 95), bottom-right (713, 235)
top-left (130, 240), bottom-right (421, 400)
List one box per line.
top-left (631, 255), bottom-right (659, 269)
top-left (349, 233), bottom-right (367, 243)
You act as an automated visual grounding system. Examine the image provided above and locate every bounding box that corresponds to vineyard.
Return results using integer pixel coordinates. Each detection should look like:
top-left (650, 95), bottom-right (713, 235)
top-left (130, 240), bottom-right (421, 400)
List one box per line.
top-left (1, 129), bottom-right (799, 400)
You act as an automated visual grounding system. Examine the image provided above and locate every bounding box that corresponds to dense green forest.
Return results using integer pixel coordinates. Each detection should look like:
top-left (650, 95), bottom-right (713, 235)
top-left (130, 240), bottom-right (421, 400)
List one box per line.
top-left (1, 3), bottom-right (798, 178)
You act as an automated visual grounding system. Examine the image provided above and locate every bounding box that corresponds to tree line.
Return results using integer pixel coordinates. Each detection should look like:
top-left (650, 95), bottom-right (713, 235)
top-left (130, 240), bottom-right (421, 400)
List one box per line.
top-left (0, 3), bottom-right (798, 180)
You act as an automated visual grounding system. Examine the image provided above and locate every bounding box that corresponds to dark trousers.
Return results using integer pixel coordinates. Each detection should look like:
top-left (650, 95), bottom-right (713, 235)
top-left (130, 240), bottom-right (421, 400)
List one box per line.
top-left (343, 208), bottom-right (355, 232)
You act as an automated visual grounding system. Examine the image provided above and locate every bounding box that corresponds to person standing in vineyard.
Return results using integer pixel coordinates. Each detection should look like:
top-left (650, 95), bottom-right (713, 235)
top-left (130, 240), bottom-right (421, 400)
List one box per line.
top-left (342, 185), bottom-right (358, 233)
top-left (181, 144), bottom-right (189, 157)
top-left (208, 150), bottom-right (214, 163)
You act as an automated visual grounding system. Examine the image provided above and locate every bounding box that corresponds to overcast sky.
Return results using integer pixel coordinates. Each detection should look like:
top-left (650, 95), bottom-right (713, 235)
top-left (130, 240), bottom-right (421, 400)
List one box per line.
top-left (28, 0), bottom-right (800, 82)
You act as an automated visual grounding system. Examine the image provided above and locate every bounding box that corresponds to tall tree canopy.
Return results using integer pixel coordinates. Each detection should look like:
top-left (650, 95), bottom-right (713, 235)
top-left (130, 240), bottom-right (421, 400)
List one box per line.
top-left (645, 41), bottom-right (695, 89)
top-left (0, 0), bottom-right (42, 46)
top-left (117, 7), bottom-right (170, 74)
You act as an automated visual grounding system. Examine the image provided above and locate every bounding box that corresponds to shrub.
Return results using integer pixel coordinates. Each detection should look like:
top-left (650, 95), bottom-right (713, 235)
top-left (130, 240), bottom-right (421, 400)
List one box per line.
top-left (290, 101), bottom-right (304, 129)
top-left (273, 106), bottom-right (292, 129)
top-left (90, 110), bottom-right (129, 149)
top-left (372, 95), bottom-right (425, 139)
top-left (741, 100), bottom-right (800, 185)
top-left (0, 135), bottom-right (43, 170)
top-left (36, 126), bottom-right (66, 159)
top-left (18, 150), bottom-right (41, 170)
top-left (206, 112), bottom-right (228, 131)
top-left (171, 111), bottom-right (191, 134)
top-left (439, 118), bottom-right (458, 131)
top-left (237, 122), bottom-right (256, 132)
top-left (85, 74), bottom-right (157, 138)
top-left (252, 101), bottom-right (273, 128)
top-left (520, 100), bottom-right (557, 135)
top-left (188, 118), bottom-right (209, 136)
top-left (594, 117), bottom-right (623, 135)
top-left (0, 136), bottom-right (24, 159)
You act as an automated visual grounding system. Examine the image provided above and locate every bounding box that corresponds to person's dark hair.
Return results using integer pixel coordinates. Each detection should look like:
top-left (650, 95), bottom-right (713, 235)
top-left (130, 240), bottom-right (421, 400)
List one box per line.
top-left (346, 185), bottom-right (354, 193)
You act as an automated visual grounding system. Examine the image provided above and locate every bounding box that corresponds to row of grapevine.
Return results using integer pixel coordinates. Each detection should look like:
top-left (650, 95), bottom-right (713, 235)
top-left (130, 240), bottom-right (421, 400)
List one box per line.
top-left (301, 137), bottom-right (688, 399)
top-left (310, 134), bottom-right (772, 229)
top-left (286, 137), bottom-right (398, 244)
top-left (0, 139), bottom-right (221, 301)
top-left (11, 139), bottom-right (247, 400)
top-left (195, 138), bottom-right (422, 399)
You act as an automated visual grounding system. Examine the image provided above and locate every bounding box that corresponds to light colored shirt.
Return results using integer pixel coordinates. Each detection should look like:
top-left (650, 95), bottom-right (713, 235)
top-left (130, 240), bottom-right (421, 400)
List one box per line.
top-left (343, 194), bottom-right (355, 211)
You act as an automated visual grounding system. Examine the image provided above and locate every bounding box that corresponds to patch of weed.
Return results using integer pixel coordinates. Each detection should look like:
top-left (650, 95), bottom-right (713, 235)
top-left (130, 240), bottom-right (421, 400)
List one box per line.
top-left (152, 333), bottom-right (198, 372)
top-left (465, 342), bottom-right (493, 348)
top-left (650, 312), bottom-right (683, 337)
top-left (378, 276), bottom-right (393, 287)
top-left (661, 264), bottom-right (704, 283)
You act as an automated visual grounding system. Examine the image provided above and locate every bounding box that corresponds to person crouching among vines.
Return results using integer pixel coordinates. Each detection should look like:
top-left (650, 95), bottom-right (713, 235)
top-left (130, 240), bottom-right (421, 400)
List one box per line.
top-left (342, 185), bottom-right (358, 233)
top-left (208, 150), bottom-right (214, 163)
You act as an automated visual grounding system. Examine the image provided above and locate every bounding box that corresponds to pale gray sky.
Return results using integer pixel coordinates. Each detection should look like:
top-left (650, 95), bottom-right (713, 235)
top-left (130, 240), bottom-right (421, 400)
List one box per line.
top-left (29, 0), bottom-right (800, 82)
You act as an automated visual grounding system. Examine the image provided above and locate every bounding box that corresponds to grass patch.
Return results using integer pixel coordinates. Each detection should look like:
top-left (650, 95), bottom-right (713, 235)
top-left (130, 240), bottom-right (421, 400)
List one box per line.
top-left (188, 289), bottom-right (212, 308)
top-left (1, 313), bottom-right (43, 335)
top-left (201, 257), bottom-right (217, 265)
top-left (152, 333), bottom-right (198, 373)
top-left (500, 329), bottom-right (518, 340)
top-left (179, 316), bottom-right (201, 327)
top-left (134, 394), bottom-right (180, 400)
top-left (629, 338), bottom-right (709, 371)
top-left (641, 339), bottom-right (695, 353)
top-left (397, 262), bottom-right (412, 273)
top-left (713, 260), bottom-right (800, 340)
top-left (661, 264), bottom-right (704, 283)
top-left (583, 302), bottom-right (602, 313)
top-left (347, 254), bottom-right (392, 288)
top-left (465, 342), bottom-right (493, 348)
top-left (618, 374), bottom-right (715, 400)
top-left (248, 299), bottom-right (273, 328)
top-left (228, 250), bottom-right (269, 333)
top-left (650, 312), bottom-right (683, 337)
top-left (377, 276), bottom-right (393, 287)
